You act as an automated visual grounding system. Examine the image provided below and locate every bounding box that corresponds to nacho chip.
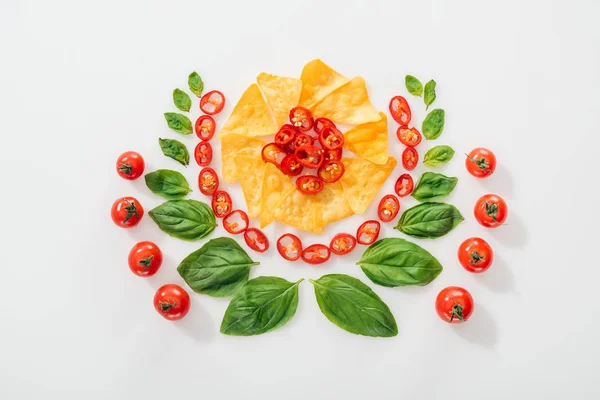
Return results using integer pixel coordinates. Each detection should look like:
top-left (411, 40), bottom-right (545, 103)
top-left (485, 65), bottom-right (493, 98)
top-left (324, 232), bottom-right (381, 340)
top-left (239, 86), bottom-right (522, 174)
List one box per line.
top-left (298, 59), bottom-right (349, 109)
top-left (220, 134), bottom-right (265, 183)
top-left (234, 155), bottom-right (266, 218)
top-left (272, 190), bottom-right (323, 234)
top-left (339, 156), bottom-right (397, 214)
top-left (310, 77), bottom-right (381, 125)
top-left (343, 112), bottom-right (389, 165)
top-left (314, 181), bottom-right (354, 225)
top-left (218, 83), bottom-right (278, 137)
top-left (259, 163), bottom-right (295, 228)
top-left (257, 73), bottom-right (302, 127)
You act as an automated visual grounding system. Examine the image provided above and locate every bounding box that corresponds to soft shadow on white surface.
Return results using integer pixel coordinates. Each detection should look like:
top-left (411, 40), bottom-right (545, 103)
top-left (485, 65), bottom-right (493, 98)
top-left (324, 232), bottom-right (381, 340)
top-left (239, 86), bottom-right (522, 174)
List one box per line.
top-left (452, 304), bottom-right (498, 348)
top-left (475, 254), bottom-right (517, 294)
top-left (175, 295), bottom-right (217, 342)
top-left (489, 211), bottom-right (528, 247)
top-left (477, 164), bottom-right (514, 198)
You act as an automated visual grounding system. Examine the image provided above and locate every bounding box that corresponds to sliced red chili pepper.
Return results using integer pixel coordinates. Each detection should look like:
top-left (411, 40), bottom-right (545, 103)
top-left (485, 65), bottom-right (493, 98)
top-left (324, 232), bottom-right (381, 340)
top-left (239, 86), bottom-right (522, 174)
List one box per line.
top-left (198, 167), bottom-right (219, 196)
top-left (261, 143), bottom-right (287, 169)
top-left (281, 154), bottom-right (304, 176)
top-left (324, 148), bottom-right (343, 162)
top-left (317, 160), bottom-right (345, 183)
top-left (296, 175), bottom-right (325, 195)
top-left (378, 194), bottom-right (400, 223)
top-left (389, 96), bottom-right (411, 125)
top-left (394, 174), bottom-right (414, 197)
top-left (356, 220), bottom-right (381, 245)
top-left (277, 234), bottom-right (302, 261)
top-left (199, 90), bottom-right (225, 115)
top-left (318, 126), bottom-right (344, 151)
top-left (301, 244), bottom-right (331, 264)
top-left (274, 124), bottom-right (297, 147)
top-left (402, 147), bottom-right (419, 171)
top-left (194, 141), bottom-right (213, 166)
top-left (223, 210), bottom-right (249, 234)
top-left (289, 106), bottom-right (314, 131)
top-left (396, 125), bottom-right (422, 147)
top-left (244, 228), bottom-right (269, 253)
top-left (293, 133), bottom-right (314, 149)
top-left (195, 115), bottom-right (216, 141)
top-left (314, 117), bottom-right (336, 135)
top-left (295, 145), bottom-right (324, 169)
top-left (211, 190), bottom-right (232, 218)
top-left (329, 233), bottom-right (357, 256)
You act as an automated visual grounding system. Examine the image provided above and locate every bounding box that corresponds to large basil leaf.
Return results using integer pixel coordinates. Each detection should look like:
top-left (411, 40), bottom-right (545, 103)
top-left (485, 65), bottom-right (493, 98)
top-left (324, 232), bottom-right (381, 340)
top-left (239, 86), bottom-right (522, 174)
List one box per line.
top-left (405, 75), bottom-right (423, 96)
top-left (395, 202), bottom-right (463, 239)
top-left (159, 138), bottom-right (189, 166)
top-left (188, 71), bottom-right (204, 97)
top-left (164, 112), bottom-right (192, 134)
top-left (412, 172), bottom-right (458, 202)
top-left (423, 145), bottom-right (455, 167)
top-left (177, 237), bottom-right (259, 297)
top-left (220, 277), bottom-right (302, 335)
top-left (424, 79), bottom-right (436, 110)
top-left (357, 238), bottom-right (443, 287)
top-left (173, 88), bottom-right (191, 112)
top-left (144, 169), bottom-right (191, 200)
top-left (422, 109), bottom-right (445, 140)
top-left (149, 200), bottom-right (216, 241)
top-left (309, 274), bottom-right (398, 337)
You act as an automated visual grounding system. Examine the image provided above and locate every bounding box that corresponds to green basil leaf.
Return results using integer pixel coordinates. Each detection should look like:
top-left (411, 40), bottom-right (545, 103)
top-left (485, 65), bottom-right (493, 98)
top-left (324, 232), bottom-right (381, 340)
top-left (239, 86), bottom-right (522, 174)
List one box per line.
top-left (173, 88), bottom-right (191, 112)
top-left (149, 199), bottom-right (216, 241)
top-left (188, 71), bottom-right (204, 97)
top-left (164, 112), bottom-right (192, 134)
top-left (412, 172), bottom-right (458, 202)
top-left (395, 202), bottom-right (463, 239)
top-left (177, 237), bottom-right (259, 297)
top-left (424, 79), bottom-right (436, 110)
top-left (423, 145), bottom-right (455, 167)
top-left (144, 169), bottom-right (191, 200)
top-left (309, 274), bottom-right (398, 337)
top-left (405, 75), bottom-right (423, 96)
top-left (422, 109), bottom-right (445, 140)
top-left (158, 138), bottom-right (189, 166)
top-left (220, 277), bottom-right (302, 335)
top-left (357, 238), bottom-right (443, 287)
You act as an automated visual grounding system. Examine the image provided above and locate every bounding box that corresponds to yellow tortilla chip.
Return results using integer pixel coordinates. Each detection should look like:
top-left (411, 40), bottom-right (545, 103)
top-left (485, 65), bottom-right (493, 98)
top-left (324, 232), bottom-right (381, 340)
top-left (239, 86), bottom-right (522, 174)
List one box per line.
top-left (220, 134), bottom-right (265, 183)
top-left (339, 156), bottom-right (397, 214)
top-left (234, 155), bottom-right (266, 218)
top-left (259, 164), bottom-right (295, 228)
top-left (310, 77), bottom-right (381, 125)
top-left (314, 181), bottom-right (354, 225)
top-left (298, 59), bottom-right (349, 109)
top-left (257, 73), bottom-right (302, 127)
top-left (343, 112), bottom-right (389, 165)
top-left (218, 83), bottom-right (278, 137)
top-left (272, 190), bottom-right (323, 234)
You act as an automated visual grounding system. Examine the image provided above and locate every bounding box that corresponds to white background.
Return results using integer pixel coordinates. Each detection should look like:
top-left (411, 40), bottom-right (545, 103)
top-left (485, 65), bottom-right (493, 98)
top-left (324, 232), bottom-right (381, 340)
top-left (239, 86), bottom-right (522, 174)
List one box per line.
top-left (1, 0), bottom-right (599, 399)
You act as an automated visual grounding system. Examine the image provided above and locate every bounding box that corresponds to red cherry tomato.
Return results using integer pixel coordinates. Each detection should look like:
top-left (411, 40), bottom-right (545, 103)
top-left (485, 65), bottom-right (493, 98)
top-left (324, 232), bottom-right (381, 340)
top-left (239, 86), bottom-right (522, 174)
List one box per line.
top-left (356, 220), bottom-right (381, 245)
top-left (295, 145), bottom-right (325, 169)
top-left (458, 237), bottom-right (494, 273)
top-left (195, 115), bottom-right (216, 140)
top-left (244, 228), bottom-right (269, 253)
top-left (198, 167), bottom-right (219, 196)
top-left (199, 90), bottom-right (225, 115)
top-left (318, 126), bottom-right (344, 151)
top-left (394, 174), bottom-right (414, 197)
top-left (474, 194), bottom-right (507, 227)
top-left (324, 148), bottom-right (343, 162)
top-left (378, 195), bottom-right (400, 223)
top-left (154, 284), bottom-right (190, 321)
top-left (277, 234), bottom-right (302, 261)
top-left (223, 210), bottom-right (249, 234)
top-left (111, 197), bottom-right (143, 228)
top-left (435, 286), bottom-right (474, 324)
top-left (402, 147), bottom-right (418, 171)
top-left (211, 190), bottom-right (232, 218)
top-left (261, 143), bottom-right (287, 169)
top-left (281, 154), bottom-right (304, 176)
top-left (289, 106), bottom-right (314, 131)
top-left (301, 244), bottom-right (331, 264)
top-left (317, 160), bottom-right (344, 183)
top-left (314, 117), bottom-right (336, 134)
top-left (128, 241), bottom-right (162, 277)
top-left (389, 96), bottom-right (411, 125)
top-left (396, 126), bottom-right (422, 147)
top-left (466, 147), bottom-right (497, 178)
top-left (194, 141), bottom-right (213, 166)
top-left (274, 124), bottom-right (297, 147)
top-left (296, 175), bottom-right (325, 195)
top-left (116, 151), bottom-right (145, 180)
top-left (329, 233), bottom-right (357, 256)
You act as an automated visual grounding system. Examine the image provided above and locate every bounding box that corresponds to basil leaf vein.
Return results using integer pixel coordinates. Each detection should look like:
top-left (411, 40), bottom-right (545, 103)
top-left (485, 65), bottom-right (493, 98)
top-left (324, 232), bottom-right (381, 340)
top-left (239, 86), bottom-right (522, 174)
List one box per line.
top-left (423, 145), bottom-right (455, 167)
top-left (405, 75), bottom-right (423, 96)
top-left (412, 172), bottom-right (458, 202)
top-left (173, 88), bottom-right (192, 112)
top-left (149, 199), bottom-right (216, 241)
top-left (424, 80), bottom-right (437, 110)
top-left (158, 138), bottom-right (189, 166)
top-left (188, 71), bottom-right (204, 97)
top-left (144, 169), bottom-right (191, 200)
top-left (395, 202), bottom-right (464, 239)
top-left (164, 112), bottom-right (192, 134)
top-left (422, 109), bottom-right (445, 140)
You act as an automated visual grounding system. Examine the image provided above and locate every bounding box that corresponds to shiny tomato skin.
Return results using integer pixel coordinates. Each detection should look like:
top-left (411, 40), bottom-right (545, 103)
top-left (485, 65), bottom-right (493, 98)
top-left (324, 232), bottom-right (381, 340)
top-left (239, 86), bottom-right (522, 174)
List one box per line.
top-left (153, 284), bottom-right (190, 321)
top-left (116, 151), bottom-right (145, 180)
top-left (198, 167), bottom-right (219, 196)
top-left (289, 106), bottom-right (314, 131)
top-left (396, 126), bottom-right (422, 147)
top-left (466, 148), bottom-right (497, 178)
top-left (458, 237), bottom-right (494, 273)
top-left (474, 194), bottom-right (507, 228)
top-left (394, 174), bottom-right (414, 197)
top-left (195, 115), bottom-right (216, 140)
top-left (301, 244), bottom-right (331, 264)
top-left (211, 190), bottom-right (232, 218)
top-left (378, 194), bottom-right (400, 223)
top-left (402, 147), bottom-right (419, 171)
top-left (128, 241), bottom-right (163, 277)
top-left (194, 141), bottom-right (213, 166)
top-left (356, 220), bottom-right (381, 245)
top-left (329, 233), bottom-right (357, 256)
top-left (389, 96), bottom-right (411, 125)
top-left (111, 197), bottom-right (144, 228)
top-left (435, 286), bottom-right (474, 324)
top-left (277, 234), bottom-right (302, 261)
top-left (223, 210), bottom-right (249, 234)
top-left (296, 175), bottom-right (325, 195)
top-left (199, 90), bottom-right (225, 115)
top-left (244, 228), bottom-right (269, 253)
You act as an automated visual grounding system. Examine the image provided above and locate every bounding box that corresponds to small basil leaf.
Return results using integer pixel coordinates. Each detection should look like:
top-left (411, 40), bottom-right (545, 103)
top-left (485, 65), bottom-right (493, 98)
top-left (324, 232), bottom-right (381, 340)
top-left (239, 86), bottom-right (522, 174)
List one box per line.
top-left (177, 237), bottom-right (259, 297)
top-left (310, 274), bottom-right (398, 337)
top-left (412, 172), bottom-right (458, 202)
top-left (144, 169), bottom-right (191, 200)
top-left (149, 200), bottom-right (216, 241)
top-left (405, 75), bottom-right (423, 96)
top-left (423, 145), bottom-right (455, 167)
top-left (173, 88), bottom-right (191, 112)
top-left (158, 138), bottom-right (189, 166)
top-left (395, 202), bottom-right (463, 239)
top-left (358, 238), bottom-right (443, 287)
top-left (164, 112), bottom-right (192, 135)
top-left (422, 109), bottom-right (445, 140)
top-left (424, 80), bottom-right (436, 110)
top-left (220, 277), bottom-right (302, 335)
top-left (188, 71), bottom-right (204, 97)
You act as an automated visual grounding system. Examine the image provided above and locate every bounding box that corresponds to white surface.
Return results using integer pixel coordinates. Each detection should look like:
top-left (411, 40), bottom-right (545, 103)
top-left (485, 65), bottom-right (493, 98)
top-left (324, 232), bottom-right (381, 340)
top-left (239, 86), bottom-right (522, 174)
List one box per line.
top-left (1, 0), bottom-right (599, 398)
